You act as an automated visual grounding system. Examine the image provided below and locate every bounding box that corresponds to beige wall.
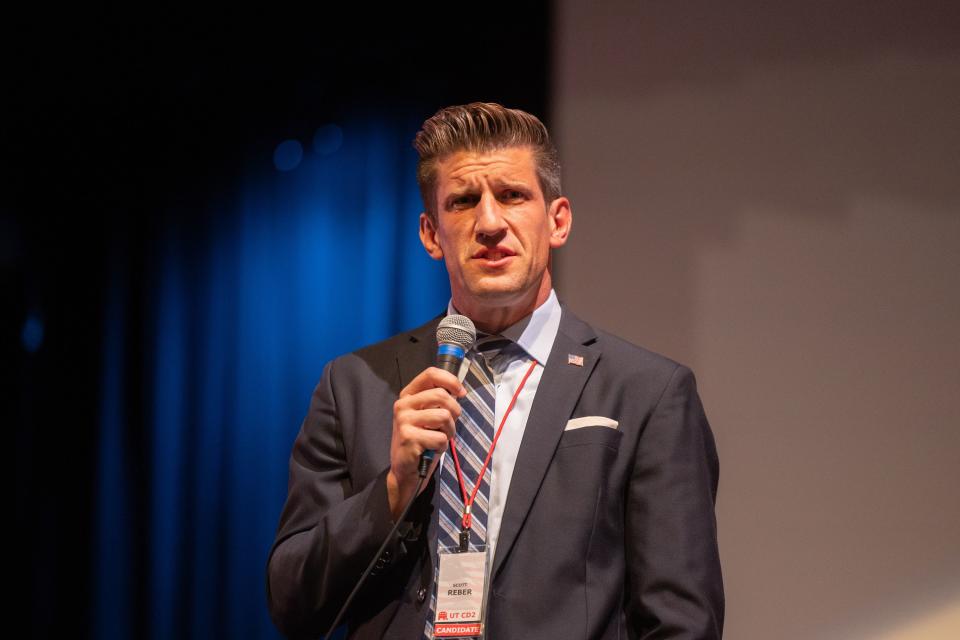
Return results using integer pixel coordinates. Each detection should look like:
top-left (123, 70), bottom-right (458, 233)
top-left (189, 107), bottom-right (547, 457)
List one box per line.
top-left (553, 2), bottom-right (960, 638)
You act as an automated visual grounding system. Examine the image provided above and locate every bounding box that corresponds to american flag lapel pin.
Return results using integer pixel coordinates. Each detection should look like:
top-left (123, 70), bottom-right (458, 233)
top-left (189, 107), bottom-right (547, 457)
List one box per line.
top-left (567, 354), bottom-right (584, 367)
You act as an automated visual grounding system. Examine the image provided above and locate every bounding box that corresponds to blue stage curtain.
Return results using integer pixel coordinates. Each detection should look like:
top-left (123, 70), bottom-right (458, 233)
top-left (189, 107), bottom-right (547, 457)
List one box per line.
top-left (93, 117), bottom-right (450, 639)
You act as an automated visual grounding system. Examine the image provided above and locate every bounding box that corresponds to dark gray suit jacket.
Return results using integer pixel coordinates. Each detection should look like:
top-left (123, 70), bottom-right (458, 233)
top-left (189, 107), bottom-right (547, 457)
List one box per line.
top-left (266, 306), bottom-right (724, 639)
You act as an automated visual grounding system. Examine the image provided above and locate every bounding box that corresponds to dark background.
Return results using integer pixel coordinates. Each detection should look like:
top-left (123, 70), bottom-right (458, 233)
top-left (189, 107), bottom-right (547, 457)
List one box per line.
top-left (10, 6), bottom-right (551, 638)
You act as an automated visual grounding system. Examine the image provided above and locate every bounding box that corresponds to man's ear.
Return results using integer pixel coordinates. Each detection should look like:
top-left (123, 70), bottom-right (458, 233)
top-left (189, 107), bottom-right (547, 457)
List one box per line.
top-left (419, 212), bottom-right (444, 260)
top-left (547, 196), bottom-right (573, 249)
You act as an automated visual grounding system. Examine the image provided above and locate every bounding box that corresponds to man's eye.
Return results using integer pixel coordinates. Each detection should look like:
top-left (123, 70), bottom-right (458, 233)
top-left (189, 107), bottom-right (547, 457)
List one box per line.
top-left (502, 190), bottom-right (524, 201)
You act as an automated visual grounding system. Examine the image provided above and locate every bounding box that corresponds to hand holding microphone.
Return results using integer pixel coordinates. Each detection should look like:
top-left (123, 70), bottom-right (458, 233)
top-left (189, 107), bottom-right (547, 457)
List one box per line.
top-left (329, 316), bottom-right (477, 638)
top-left (386, 315), bottom-right (476, 520)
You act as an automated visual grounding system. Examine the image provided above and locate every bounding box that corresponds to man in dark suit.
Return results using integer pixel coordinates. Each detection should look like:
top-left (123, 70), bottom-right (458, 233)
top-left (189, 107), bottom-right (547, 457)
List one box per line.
top-left (266, 103), bottom-right (724, 639)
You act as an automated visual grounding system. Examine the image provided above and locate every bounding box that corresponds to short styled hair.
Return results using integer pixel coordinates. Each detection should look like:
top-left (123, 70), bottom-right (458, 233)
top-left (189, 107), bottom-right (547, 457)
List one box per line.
top-left (413, 102), bottom-right (562, 220)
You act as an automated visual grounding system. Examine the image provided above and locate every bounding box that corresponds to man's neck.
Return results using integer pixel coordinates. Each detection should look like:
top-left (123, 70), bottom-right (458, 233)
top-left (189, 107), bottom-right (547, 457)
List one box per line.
top-left (451, 276), bottom-right (554, 335)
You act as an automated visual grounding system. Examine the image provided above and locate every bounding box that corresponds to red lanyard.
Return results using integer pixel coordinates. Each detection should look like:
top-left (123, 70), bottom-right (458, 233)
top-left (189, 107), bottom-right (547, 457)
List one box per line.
top-left (449, 358), bottom-right (538, 548)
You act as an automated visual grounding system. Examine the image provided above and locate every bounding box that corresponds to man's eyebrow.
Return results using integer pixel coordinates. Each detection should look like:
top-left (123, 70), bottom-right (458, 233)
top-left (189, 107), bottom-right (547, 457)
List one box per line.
top-left (442, 178), bottom-right (533, 201)
top-left (490, 177), bottom-right (534, 190)
top-left (441, 189), bottom-right (478, 210)
top-left (444, 187), bottom-right (478, 201)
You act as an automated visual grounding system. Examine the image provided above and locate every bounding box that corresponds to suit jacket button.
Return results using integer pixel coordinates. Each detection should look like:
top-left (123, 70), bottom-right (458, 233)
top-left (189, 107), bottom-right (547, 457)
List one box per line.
top-left (417, 587), bottom-right (427, 603)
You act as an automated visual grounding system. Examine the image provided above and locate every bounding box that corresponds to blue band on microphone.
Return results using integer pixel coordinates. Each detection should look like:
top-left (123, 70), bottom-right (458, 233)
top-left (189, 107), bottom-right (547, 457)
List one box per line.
top-left (437, 344), bottom-right (465, 359)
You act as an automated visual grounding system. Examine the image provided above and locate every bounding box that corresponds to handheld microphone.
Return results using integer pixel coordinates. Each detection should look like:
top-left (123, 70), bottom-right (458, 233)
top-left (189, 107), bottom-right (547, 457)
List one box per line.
top-left (419, 315), bottom-right (476, 475)
top-left (436, 314), bottom-right (477, 374)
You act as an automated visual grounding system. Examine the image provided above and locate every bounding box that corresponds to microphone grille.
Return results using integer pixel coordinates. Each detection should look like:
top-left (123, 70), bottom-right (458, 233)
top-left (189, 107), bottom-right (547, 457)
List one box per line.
top-left (436, 314), bottom-right (477, 350)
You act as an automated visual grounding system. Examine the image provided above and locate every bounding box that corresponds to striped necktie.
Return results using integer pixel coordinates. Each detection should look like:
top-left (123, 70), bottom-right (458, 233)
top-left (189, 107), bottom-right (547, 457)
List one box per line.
top-left (423, 335), bottom-right (512, 639)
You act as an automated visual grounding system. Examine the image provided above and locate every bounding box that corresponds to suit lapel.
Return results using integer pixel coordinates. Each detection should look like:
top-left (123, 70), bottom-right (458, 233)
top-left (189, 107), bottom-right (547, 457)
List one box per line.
top-left (491, 307), bottom-right (600, 578)
top-left (395, 315), bottom-right (442, 391)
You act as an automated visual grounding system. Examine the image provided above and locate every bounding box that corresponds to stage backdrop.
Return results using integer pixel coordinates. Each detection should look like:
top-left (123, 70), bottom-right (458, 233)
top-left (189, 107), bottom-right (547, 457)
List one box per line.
top-left (93, 118), bottom-right (450, 640)
top-left (553, 1), bottom-right (960, 639)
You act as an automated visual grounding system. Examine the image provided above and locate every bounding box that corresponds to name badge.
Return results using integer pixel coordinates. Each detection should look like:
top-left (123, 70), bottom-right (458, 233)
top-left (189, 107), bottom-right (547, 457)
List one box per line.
top-left (434, 547), bottom-right (488, 638)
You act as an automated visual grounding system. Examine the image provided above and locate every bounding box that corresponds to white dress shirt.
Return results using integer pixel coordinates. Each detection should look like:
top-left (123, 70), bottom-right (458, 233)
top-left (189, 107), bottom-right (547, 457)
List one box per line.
top-left (443, 289), bottom-right (562, 565)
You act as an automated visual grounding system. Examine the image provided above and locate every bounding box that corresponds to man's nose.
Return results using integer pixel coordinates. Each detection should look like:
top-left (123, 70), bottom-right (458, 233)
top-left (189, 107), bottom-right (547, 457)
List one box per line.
top-left (475, 192), bottom-right (507, 239)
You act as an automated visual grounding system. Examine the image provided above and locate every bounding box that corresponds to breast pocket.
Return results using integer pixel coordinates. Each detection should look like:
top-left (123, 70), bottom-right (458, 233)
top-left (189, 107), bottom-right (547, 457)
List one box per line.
top-left (556, 424), bottom-right (623, 450)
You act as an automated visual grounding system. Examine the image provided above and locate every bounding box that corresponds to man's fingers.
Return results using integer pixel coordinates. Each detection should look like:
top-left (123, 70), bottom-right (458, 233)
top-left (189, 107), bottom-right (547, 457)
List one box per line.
top-left (413, 408), bottom-right (457, 437)
top-left (395, 422), bottom-right (450, 450)
top-left (416, 429), bottom-right (450, 454)
top-left (399, 366), bottom-right (466, 399)
top-left (402, 387), bottom-right (462, 416)
top-left (390, 365), bottom-right (466, 499)
top-left (393, 423), bottom-right (450, 468)
top-left (396, 407), bottom-right (457, 439)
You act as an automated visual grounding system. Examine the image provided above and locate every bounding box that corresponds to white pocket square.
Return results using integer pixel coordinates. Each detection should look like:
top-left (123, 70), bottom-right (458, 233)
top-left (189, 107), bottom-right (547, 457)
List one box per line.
top-left (564, 416), bottom-right (619, 431)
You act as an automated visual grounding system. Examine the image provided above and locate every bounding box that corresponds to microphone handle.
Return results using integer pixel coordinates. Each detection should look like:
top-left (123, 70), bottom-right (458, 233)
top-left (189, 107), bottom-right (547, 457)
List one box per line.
top-left (418, 450), bottom-right (434, 476)
top-left (419, 343), bottom-right (466, 475)
top-left (436, 343), bottom-right (464, 375)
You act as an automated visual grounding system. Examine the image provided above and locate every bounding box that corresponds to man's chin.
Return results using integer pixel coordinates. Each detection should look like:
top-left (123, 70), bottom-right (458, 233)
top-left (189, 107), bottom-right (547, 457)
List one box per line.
top-left (463, 281), bottom-right (531, 305)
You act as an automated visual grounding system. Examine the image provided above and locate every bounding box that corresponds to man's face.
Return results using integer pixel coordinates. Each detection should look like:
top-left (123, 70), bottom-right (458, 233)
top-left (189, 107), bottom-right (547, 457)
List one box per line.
top-left (419, 146), bottom-right (572, 316)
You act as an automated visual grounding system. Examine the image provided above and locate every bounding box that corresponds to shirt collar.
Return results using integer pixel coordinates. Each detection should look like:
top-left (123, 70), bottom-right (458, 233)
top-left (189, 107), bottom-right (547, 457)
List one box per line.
top-left (445, 289), bottom-right (562, 365)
